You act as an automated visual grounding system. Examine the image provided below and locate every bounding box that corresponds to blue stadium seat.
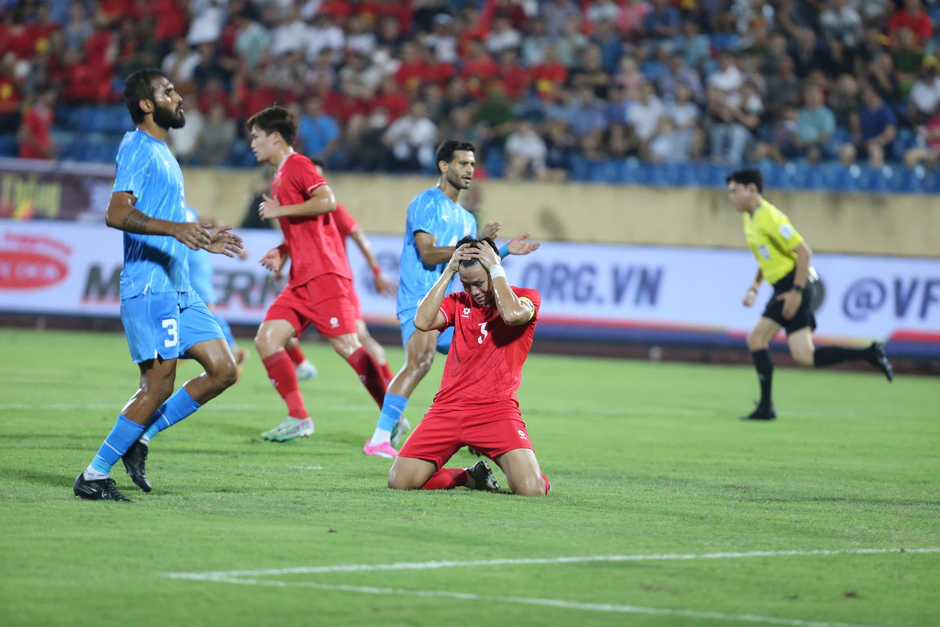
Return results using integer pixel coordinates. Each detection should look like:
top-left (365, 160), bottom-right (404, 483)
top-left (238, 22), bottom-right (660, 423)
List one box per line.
top-left (0, 134), bottom-right (17, 157)
top-left (569, 157), bottom-right (590, 181)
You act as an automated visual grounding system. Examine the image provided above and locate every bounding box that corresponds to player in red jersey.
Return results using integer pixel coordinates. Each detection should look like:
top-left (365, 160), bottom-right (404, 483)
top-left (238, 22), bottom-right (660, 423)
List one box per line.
top-left (247, 106), bottom-right (388, 442)
top-left (279, 160), bottom-right (398, 385)
top-left (388, 237), bottom-right (550, 496)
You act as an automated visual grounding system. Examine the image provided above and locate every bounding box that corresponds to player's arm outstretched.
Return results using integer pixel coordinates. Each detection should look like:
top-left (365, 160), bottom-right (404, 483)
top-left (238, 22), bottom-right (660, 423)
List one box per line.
top-left (106, 192), bottom-right (243, 256)
top-left (467, 243), bottom-right (535, 326)
top-left (259, 185), bottom-right (336, 219)
top-left (414, 244), bottom-right (475, 331)
top-left (348, 226), bottom-right (396, 296)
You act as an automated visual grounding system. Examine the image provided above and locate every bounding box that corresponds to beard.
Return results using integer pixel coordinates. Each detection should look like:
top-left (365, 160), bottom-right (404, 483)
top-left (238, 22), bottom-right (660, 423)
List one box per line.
top-left (152, 103), bottom-right (186, 130)
top-left (446, 169), bottom-right (469, 190)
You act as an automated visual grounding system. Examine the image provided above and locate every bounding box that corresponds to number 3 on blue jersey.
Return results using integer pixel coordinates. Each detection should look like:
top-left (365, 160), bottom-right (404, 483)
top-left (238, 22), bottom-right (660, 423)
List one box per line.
top-left (162, 319), bottom-right (178, 347)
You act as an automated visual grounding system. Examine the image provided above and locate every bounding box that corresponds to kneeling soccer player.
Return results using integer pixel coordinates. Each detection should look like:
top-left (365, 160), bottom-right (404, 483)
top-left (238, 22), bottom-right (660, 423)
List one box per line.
top-left (726, 169), bottom-right (894, 421)
top-left (387, 237), bottom-right (550, 496)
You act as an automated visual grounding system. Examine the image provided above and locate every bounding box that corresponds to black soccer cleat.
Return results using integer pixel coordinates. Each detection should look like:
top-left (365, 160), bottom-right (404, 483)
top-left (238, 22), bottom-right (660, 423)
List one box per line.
top-left (743, 403), bottom-right (777, 421)
top-left (466, 447), bottom-right (483, 458)
top-left (122, 440), bottom-right (151, 492)
top-left (73, 473), bottom-right (133, 502)
top-left (869, 342), bottom-right (894, 382)
top-left (466, 460), bottom-right (500, 492)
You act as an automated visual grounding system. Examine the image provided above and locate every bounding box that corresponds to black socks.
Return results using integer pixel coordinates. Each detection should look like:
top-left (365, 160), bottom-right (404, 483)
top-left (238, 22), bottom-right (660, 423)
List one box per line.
top-left (751, 349), bottom-right (773, 407)
top-left (813, 345), bottom-right (873, 368)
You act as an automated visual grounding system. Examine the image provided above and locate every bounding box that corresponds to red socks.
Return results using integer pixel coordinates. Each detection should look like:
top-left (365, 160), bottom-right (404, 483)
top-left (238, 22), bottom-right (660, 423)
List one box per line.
top-left (347, 346), bottom-right (387, 408)
top-left (422, 468), bottom-right (469, 490)
top-left (380, 362), bottom-right (394, 385)
top-left (285, 344), bottom-right (306, 366)
top-left (262, 351), bottom-right (307, 419)
top-left (542, 473), bottom-right (551, 495)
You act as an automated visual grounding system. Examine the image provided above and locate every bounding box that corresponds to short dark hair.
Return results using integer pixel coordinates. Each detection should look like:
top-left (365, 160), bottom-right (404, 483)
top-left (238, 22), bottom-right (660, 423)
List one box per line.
top-left (246, 106), bottom-right (298, 147)
top-left (725, 168), bottom-right (764, 194)
top-left (455, 236), bottom-right (499, 268)
top-left (124, 68), bottom-right (169, 125)
top-left (436, 140), bottom-right (476, 170)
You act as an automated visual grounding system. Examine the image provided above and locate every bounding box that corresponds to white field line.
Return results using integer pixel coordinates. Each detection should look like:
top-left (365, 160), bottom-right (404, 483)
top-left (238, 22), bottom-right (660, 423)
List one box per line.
top-left (184, 576), bottom-right (878, 627)
top-left (162, 547), bottom-right (940, 581)
top-left (0, 403), bottom-right (374, 412)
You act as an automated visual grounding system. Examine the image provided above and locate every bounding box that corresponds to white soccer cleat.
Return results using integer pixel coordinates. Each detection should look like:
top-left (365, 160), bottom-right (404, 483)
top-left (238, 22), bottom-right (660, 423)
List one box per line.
top-left (390, 416), bottom-right (411, 449)
top-left (261, 417), bottom-right (314, 442)
top-left (295, 360), bottom-right (318, 380)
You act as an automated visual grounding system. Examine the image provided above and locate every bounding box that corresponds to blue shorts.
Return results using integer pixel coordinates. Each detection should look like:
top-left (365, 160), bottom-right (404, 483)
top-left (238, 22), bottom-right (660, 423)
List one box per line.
top-left (398, 308), bottom-right (453, 355)
top-left (120, 291), bottom-right (224, 363)
top-left (188, 250), bottom-right (216, 304)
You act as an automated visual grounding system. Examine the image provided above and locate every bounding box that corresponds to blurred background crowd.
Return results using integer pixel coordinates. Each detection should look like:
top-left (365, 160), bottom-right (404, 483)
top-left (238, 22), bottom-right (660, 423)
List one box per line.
top-left (3, 0), bottom-right (940, 183)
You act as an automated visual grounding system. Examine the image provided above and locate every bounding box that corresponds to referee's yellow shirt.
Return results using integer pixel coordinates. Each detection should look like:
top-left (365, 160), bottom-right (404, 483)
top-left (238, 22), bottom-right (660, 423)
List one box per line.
top-left (742, 199), bottom-right (804, 285)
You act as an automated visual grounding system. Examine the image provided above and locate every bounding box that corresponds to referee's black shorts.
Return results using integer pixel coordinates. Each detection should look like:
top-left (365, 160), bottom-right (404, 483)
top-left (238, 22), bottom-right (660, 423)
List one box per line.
top-left (762, 269), bottom-right (817, 335)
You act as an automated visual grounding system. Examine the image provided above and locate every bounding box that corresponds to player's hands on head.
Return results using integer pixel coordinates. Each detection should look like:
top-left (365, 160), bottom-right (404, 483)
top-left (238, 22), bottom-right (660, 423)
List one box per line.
top-left (447, 244), bottom-right (475, 272)
top-left (374, 271), bottom-right (397, 297)
top-left (776, 290), bottom-right (802, 319)
top-left (466, 242), bottom-right (500, 271)
top-left (205, 225), bottom-right (245, 257)
top-left (481, 220), bottom-right (501, 239)
top-left (260, 247), bottom-right (284, 273)
top-left (172, 222), bottom-right (212, 250)
top-left (259, 194), bottom-right (282, 220)
top-left (508, 232), bottom-right (541, 256)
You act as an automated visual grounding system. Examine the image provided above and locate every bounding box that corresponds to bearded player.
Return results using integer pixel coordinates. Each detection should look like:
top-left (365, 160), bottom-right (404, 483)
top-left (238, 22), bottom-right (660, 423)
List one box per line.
top-left (73, 69), bottom-right (243, 501)
top-left (387, 237), bottom-right (550, 496)
top-left (727, 169), bottom-right (893, 421)
top-left (248, 106), bottom-right (387, 442)
top-left (364, 140), bottom-right (540, 459)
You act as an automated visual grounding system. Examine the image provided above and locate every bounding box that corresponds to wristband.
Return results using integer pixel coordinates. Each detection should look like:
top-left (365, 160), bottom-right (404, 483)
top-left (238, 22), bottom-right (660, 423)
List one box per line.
top-left (793, 284), bottom-right (805, 293)
top-left (498, 243), bottom-right (510, 258)
top-left (489, 265), bottom-right (506, 279)
top-left (371, 266), bottom-right (381, 277)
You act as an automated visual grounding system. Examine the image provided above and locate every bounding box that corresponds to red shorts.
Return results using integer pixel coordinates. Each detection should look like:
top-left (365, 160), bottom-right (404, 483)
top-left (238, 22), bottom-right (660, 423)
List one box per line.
top-left (398, 403), bottom-right (535, 469)
top-left (264, 274), bottom-right (358, 338)
top-left (348, 284), bottom-right (363, 322)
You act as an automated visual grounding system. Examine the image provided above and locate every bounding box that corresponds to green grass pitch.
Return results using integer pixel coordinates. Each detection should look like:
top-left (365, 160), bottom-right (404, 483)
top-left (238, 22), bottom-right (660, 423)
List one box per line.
top-left (1, 327), bottom-right (938, 626)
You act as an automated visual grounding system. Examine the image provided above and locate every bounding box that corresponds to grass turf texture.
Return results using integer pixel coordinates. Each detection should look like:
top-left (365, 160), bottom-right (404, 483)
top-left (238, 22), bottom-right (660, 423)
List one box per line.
top-left (1, 327), bottom-right (938, 627)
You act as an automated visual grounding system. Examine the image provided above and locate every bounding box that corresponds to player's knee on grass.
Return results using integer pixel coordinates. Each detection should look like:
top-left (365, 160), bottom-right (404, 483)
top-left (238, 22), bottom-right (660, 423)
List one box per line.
top-left (507, 472), bottom-right (546, 496)
top-left (387, 458), bottom-right (434, 490)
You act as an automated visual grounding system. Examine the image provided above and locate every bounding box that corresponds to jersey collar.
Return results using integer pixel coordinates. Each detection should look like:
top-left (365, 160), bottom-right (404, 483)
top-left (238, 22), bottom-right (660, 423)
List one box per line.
top-left (275, 150), bottom-right (298, 177)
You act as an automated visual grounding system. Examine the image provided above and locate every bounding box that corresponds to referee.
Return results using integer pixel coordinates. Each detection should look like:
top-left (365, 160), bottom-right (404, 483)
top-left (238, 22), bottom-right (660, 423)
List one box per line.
top-left (726, 169), bottom-right (893, 420)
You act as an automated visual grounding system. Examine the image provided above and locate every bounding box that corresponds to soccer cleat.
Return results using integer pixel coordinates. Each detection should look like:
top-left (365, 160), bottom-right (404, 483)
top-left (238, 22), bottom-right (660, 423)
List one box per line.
top-left (234, 348), bottom-right (249, 383)
top-left (261, 417), bottom-right (315, 442)
top-left (870, 342), bottom-right (894, 382)
top-left (743, 403), bottom-right (776, 421)
top-left (466, 447), bottom-right (483, 457)
top-left (73, 473), bottom-right (132, 502)
top-left (295, 360), bottom-right (318, 380)
top-left (390, 416), bottom-right (411, 449)
top-left (122, 440), bottom-right (151, 492)
top-left (466, 460), bottom-right (499, 492)
top-left (363, 439), bottom-right (398, 459)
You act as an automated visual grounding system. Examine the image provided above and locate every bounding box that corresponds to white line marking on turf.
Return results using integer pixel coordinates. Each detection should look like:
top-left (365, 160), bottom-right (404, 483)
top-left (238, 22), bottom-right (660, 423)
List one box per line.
top-left (287, 465), bottom-right (322, 470)
top-left (0, 404), bottom-right (373, 412)
top-left (184, 576), bottom-right (879, 627)
top-left (162, 547), bottom-right (940, 580)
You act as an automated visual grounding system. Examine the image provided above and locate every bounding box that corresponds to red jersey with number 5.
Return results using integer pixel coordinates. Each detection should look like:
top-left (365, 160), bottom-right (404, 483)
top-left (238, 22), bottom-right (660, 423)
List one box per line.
top-left (433, 287), bottom-right (540, 410)
top-left (272, 152), bottom-right (350, 288)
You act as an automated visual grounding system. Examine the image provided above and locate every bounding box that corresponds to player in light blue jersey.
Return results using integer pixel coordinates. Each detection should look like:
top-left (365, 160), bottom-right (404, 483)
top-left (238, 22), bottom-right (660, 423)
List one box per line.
top-left (73, 69), bottom-right (244, 502)
top-left (364, 140), bottom-right (540, 458)
top-left (185, 206), bottom-right (250, 381)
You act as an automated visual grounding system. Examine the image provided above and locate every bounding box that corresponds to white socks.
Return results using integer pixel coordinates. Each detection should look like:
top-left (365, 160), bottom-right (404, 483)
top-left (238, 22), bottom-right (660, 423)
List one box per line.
top-left (369, 428), bottom-right (392, 446)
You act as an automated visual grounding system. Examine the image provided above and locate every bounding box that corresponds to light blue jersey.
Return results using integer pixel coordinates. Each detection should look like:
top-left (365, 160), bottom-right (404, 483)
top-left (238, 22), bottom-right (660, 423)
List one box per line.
top-left (113, 130), bottom-right (192, 299)
top-left (397, 187), bottom-right (476, 315)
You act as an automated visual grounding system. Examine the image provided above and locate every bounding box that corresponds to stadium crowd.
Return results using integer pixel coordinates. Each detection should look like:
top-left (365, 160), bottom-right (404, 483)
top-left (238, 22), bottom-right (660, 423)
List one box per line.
top-left (3, 0), bottom-right (940, 178)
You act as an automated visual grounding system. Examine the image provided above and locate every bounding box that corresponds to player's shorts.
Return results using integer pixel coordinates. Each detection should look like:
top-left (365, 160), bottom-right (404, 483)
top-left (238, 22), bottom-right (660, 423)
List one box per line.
top-left (264, 273), bottom-right (358, 338)
top-left (398, 403), bottom-right (535, 469)
top-left (188, 249), bottom-right (216, 304)
top-left (398, 307), bottom-right (453, 355)
top-left (762, 269), bottom-right (817, 335)
top-left (120, 290), bottom-right (223, 363)
top-left (348, 284), bottom-right (364, 323)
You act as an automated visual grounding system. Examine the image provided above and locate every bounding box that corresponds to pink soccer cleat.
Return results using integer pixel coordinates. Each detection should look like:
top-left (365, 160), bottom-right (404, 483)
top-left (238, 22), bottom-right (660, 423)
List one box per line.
top-left (363, 439), bottom-right (399, 459)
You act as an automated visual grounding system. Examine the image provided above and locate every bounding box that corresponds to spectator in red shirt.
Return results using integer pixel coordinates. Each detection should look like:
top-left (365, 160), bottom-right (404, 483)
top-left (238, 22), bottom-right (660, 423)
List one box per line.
top-left (461, 40), bottom-right (499, 99)
top-left (18, 88), bottom-right (56, 160)
top-left (371, 76), bottom-right (411, 121)
top-left (27, 4), bottom-right (58, 56)
top-left (531, 44), bottom-right (569, 99)
top-left (394, 42), bottom-right (430, 94)
top-left (197, 77), bottom-right (230, 115)
top-left (888, 0), bottom-right (934, 43)
top-left (0, 54), bottom-right (22, 121)
top-left (491, 49), bottom-right (530, 99)
top-left (423, 46), bottom-right (457, 86)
